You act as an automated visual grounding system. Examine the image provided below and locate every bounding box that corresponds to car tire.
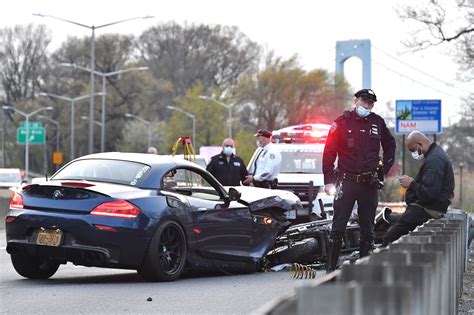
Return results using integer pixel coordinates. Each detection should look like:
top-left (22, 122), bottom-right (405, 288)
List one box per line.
top-left (11, 254), bottom-right (60, 279)
top-left (267, 238), bottom-right (319, 265)
top-left (139, 220), bottom-right (187, 282)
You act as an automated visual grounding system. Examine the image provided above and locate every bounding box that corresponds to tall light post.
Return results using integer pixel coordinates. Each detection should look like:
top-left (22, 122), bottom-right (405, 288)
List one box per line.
top-left (124, 113), bottom-right (152, 149)
top-left (2, 106), bottom-right (53, 179)
top-left (33, 13), bottom-right (154, 154)
top-left (39, 92), bottom-right (104, 160)
top-left (166, 106), bottom-right (196, 148)
top-left (38, 115), bottom-right (60, 172)
top-left (60, 63), bottom-right (149, 152)
top-left (199, 96), bottom-right (232, 138)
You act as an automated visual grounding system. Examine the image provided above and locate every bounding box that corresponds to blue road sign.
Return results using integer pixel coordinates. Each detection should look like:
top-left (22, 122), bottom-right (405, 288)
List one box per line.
top-left (395, 100), bottom-right (442, 134)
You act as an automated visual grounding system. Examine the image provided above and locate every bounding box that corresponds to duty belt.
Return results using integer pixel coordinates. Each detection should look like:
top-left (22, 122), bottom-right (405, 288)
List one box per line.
top-left (340, 171), bottom-right (375, 183)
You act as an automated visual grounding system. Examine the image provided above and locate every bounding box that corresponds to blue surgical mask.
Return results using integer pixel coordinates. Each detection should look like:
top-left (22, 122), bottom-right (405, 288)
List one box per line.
top-left (356, 105), bottom-right (371, 118)
top-left (223, 146), bottom-right (234, 156)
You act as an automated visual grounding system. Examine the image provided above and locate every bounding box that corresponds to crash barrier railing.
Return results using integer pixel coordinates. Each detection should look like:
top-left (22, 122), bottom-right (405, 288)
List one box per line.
top-left (253, 209), bottom-right (470, 315)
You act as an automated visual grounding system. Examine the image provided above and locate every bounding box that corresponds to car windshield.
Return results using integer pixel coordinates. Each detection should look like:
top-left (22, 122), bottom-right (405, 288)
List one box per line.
top-left (279, 149), bottom-right (323, 174)
top-left (53, 159), bottom-right (150, 186)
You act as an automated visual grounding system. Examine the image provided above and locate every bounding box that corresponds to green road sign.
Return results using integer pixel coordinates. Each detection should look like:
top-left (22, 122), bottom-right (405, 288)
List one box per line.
top-left (17, 127), bottom-right (46, 144)
top-left (20, 121), bottom-right (43, 128)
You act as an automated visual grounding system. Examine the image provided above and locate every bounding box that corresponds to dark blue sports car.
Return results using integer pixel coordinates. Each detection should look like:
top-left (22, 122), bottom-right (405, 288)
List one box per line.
top-left (5, 153), bottom-right (304, 282)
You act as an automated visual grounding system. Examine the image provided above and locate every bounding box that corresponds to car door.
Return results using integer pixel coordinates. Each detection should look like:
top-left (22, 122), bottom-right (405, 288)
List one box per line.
top-left (168, 168), bottom-right (253, 262)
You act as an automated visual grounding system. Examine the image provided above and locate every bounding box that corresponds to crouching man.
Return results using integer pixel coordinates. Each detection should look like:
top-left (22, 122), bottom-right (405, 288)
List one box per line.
top-left (382, 131), bottom-right (455, 246)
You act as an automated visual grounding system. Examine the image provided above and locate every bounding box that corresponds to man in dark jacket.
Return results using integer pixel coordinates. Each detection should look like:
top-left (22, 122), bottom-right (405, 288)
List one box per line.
top-left (382, 130), bottom-right (455, 246)
top-left (206, 138), bottom-right (248, 186)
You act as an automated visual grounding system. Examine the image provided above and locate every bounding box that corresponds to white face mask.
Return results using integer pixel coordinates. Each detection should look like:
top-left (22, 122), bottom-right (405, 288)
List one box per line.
top-left (411, 145), bottom-right (424, 160)
top-left (256, 140), bottom-right (261, 147)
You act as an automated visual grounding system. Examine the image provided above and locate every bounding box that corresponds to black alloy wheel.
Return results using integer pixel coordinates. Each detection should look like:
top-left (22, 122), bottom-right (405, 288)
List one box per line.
top-left (139, 220), bottom-right (187, 282)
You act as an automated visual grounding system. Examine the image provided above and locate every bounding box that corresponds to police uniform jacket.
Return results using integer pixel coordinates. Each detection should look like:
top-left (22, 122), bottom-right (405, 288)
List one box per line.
top-left (249, 142), bottom-right (282, 182)
top-left (323, 109), bottom-right (396, 184)
top-left (405, 143), bottom-right (455, 215)
top-left (206, 152), bottom-right (248, 186)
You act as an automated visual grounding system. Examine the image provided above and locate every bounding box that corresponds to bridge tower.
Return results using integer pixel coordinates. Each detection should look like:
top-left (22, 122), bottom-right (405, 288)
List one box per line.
top-left (336, 39), bottom-right (372, 89)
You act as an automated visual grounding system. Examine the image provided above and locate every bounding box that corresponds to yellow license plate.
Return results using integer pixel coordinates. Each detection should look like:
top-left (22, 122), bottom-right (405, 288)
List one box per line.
top-left (37, 228), bottom-right (63, 246)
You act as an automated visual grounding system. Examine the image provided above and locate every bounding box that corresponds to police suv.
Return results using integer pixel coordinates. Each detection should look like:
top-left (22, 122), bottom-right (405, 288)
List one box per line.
top-left (248, 124), bottom-right (335, 221)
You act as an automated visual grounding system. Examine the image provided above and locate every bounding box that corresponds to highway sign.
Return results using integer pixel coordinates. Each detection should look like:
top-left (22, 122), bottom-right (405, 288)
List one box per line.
top-left (20, 121), bottom-right (43, 128)
top-left (395, 99), bottom-right (442, 134)
top-left (17, 127), bottom-right (46, 144)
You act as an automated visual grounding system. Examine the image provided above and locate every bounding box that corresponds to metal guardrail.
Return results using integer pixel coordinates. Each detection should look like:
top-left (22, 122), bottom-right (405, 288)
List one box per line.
top-left (254, 209), bottom-right (470, 315)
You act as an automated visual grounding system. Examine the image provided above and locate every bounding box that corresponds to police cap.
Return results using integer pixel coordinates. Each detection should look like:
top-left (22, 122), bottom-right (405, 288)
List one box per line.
top-left (254, 129), bottom-right (272, 138)
top-left (354, 89), bottom-right (377, 103)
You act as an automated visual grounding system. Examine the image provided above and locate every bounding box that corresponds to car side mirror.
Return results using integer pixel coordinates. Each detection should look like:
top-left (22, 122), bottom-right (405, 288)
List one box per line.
top-left (228, 187), bottom-right (241, 201)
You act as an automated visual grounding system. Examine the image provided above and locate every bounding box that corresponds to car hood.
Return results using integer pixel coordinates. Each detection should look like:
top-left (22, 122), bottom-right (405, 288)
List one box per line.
top-left (277, 173), bottom-right (324, 185)
top-left (226, 186), bottom-right (302, 212)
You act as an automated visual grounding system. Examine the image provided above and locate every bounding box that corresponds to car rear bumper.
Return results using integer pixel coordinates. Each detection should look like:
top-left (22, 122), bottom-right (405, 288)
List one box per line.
top-left (5, 209), bottom-right (152, 269)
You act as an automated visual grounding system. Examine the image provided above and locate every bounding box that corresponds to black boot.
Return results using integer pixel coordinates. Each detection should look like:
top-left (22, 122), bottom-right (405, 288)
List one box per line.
top-left (326, 239), bottom-right (342, 273)
top-left (359, 240), bottom-right (373, 258)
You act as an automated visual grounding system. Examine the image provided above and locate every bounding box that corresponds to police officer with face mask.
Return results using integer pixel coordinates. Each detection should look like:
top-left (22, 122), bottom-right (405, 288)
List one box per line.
top-left (323, 89), bottom-right (396, 272)
top-left (206, 138), bottom-right (249, 186)
top-left (382, 130), bottom-right (455, 247)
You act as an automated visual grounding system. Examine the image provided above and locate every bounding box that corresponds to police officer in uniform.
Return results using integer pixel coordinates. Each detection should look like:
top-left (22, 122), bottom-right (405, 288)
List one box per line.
top-left (323, 89), bottom-right (396, 272)
top-left (244, 130), bottom-right (282, 189)
top-left (206, 138), bottom-right (248, 186)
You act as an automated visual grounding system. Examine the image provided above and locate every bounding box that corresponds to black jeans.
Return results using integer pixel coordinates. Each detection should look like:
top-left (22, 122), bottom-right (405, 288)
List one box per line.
top-left (330, 180), bottom-right (378, 243)
top-left (382, 205), bottom-right (433, 247)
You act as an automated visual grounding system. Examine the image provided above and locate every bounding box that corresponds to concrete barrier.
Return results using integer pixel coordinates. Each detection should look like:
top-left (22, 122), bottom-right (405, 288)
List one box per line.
top-left (255, 209), bottom-right (469, 315)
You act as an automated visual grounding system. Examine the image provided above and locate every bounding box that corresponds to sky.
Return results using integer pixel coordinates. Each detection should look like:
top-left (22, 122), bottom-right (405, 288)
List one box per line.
top-left (1, 0), bottom-right (472, 128)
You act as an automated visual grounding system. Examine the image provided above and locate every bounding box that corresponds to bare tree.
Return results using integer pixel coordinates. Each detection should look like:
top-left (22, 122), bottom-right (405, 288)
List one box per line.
top-left (0, 24), bottom-right (51, 104)
top-left (398, 0), bottom-right (473, 80)
top-left (137, 22), bottom-right (260, 97)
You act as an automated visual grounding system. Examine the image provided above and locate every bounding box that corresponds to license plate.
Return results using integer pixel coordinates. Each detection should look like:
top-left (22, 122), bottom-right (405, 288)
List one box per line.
top-left (37, 228), bottom-right (63, 246)
top-left (286, 210), bottom-right (296, 219)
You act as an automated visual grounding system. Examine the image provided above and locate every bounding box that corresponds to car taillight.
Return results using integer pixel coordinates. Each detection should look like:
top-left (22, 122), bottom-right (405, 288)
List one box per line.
top-left (10, 192), bottom-right (24, 209)
top-left (5, 216), bottom-right (16, 223)
top-left (90, 200), bottom-right (141, 219)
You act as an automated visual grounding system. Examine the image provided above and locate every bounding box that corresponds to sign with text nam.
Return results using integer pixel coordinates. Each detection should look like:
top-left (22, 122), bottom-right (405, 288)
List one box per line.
top-left (395, 100), bottom-right (442, 134)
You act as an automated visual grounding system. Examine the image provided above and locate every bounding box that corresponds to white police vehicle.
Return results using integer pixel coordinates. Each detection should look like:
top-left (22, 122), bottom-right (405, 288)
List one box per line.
top-left (248, 124), bottom-right (335, 221)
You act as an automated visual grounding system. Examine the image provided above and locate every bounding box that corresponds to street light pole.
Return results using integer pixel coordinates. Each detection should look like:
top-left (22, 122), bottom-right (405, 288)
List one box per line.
top-left (38, 115), bottom-right (60, 171)
top-left (39, 92), bottom-right (104, 160)
top-left (124, 113), bottom-right (152, 149)
top-left (2, 106), bottom-right (53, 179)
top-left (33, 13), bottom-right (154, 154)
top-left (199, 96), bottom-right (232, 138)
top-left (38, 115), bottom-right (60, 151)
top-left (60, 63), bottom-right (149, 152)
top-left (166, 106), bottom-right (196, 148)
